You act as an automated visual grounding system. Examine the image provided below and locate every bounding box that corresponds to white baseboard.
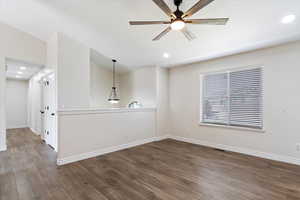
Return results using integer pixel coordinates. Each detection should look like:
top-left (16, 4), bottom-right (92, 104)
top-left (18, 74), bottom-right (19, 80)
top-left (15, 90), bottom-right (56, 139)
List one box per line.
top-left (56, 134), bottom-right (300, 166)
top-left (6, 125), bottom-right (28, 129)
top-left (155, 134), bottom-right (171, 141)
top-left (29, 127), bottom-right (41, 136)
top-left (169, 135), bottom-right (300, 166)
top-left (0, 133), bottom-right (7, 152)
top-left (0, 144), bottom-right (7, 152)
top-left (57, 135), bottom-right (169, 166)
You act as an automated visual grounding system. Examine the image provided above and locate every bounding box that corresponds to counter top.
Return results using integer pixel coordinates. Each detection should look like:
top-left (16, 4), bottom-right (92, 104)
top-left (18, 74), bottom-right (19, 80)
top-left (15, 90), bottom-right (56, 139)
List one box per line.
top-left (57, 107), bottom-right (156, 115)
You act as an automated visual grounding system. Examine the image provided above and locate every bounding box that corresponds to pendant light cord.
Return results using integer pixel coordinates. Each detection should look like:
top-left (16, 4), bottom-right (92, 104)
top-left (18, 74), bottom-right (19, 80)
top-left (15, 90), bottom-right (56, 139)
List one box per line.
top-left (112, 59), bottom-right (116, 88)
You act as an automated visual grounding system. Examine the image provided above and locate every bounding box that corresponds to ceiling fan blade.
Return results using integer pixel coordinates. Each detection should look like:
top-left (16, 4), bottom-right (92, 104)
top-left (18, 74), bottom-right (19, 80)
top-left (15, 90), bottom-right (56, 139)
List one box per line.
top-left (129, 21), bottom-right (171, 25)
top-left (152, 0), bottom-right (175, 18)
top-left (181, 27), bottom-right (196, 41)
top-left (182, 0), bottom-right (215, 18)
top-left (153, 26), bottom-right (172, 41)
top-left (186, 18), bottom-right (229, 25)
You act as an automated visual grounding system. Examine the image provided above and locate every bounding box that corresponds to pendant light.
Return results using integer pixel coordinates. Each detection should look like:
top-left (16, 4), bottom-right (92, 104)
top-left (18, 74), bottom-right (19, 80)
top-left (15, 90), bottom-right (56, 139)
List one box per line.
top-left (108, 59), bottom-right (120, 104)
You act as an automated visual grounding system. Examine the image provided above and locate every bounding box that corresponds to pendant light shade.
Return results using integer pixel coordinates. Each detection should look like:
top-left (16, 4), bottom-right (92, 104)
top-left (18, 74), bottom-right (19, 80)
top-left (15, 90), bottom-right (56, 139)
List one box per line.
top-left (108, 59), bottom-right (120, 104)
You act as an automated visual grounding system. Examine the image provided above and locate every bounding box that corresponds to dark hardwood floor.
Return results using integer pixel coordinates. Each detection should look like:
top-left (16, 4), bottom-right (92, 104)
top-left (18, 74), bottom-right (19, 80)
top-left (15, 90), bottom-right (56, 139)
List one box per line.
top-left (1, 128), bottom-right (300, 200)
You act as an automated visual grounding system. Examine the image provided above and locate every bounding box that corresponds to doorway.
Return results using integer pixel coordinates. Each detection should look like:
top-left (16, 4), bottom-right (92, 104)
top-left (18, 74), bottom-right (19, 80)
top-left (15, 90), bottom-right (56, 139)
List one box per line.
top-left (5, 58), bottom-right (57, 152)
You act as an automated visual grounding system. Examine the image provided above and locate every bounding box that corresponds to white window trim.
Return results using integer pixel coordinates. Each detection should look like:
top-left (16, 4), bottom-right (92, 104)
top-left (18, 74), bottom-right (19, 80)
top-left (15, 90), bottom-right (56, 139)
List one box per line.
top-left (199, 65), bottom-right (265, 133)
top-left (198, 122), bottom-right (265, 133)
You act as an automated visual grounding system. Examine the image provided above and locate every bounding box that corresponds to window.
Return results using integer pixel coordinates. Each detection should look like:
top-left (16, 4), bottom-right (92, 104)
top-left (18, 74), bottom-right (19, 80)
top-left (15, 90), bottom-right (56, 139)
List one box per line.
top-left (201, 67), bottom-right (263, 130)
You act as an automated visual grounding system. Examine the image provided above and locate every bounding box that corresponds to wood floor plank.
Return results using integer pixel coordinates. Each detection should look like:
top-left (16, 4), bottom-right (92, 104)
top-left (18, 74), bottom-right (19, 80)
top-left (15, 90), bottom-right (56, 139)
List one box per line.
top-left (0, 171), bottom-right (19, 200)
top-left (1, 128), bottom-right (300, 200)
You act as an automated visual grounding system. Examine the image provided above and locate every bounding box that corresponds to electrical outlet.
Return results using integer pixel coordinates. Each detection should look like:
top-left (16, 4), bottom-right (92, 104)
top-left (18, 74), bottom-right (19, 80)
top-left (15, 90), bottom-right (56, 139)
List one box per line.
top-left (296, 144), bottom-right (300, 152)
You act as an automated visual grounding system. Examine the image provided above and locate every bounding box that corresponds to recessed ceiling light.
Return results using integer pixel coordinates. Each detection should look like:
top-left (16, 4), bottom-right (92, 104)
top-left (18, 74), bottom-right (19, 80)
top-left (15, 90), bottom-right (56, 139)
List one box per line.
top-left (48, 74), bottom-right (55, 79)
top-left (20, 66), bottom-right (27, 70)
top-left (15, 75), bottom-right (21, 78)
top-left (163, 53), bottom-right (170, 58)
top-left (17, 71), bottom-right (23, 74)
top-left (281, 14), bottom-right (296, 24)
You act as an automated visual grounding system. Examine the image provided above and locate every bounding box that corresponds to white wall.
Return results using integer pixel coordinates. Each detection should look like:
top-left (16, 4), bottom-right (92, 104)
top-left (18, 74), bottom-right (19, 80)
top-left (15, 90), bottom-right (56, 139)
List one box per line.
top-left (56, 33), bottom-right (90, 109)
top-left (156, 67), bottom-right (169, 136)
top-left (46, 33), bottom-right (91, 152)
top-left (120, 66), bottom-right (157, 107)
top-left (90, 61), bottom-right (120, 108)
top-left (57, 108), bottom-right (157, 165)
top-left (90, 62), bottom-right (161, 109)
top-left (5, 79), bottom-right (28, 129)
top-left (28, 76), bottom-right (42, 135)
top-left (0, 58), bottom-right (5, 151)
top-left (47, 33), bottom-right (58, 71)
top-left (169, 41), bottom-right (300, 161)
top-left (0, 22), bottom-right (46, 151)
top-left (56, 64), bottom-right (171, 165)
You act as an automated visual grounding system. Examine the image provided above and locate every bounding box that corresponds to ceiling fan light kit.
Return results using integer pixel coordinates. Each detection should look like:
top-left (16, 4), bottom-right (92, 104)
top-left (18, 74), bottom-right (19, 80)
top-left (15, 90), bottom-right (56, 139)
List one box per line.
top-left (171, 19), bottom-right (185, 30)
top-left (129, 0), bottom-right (229, 41)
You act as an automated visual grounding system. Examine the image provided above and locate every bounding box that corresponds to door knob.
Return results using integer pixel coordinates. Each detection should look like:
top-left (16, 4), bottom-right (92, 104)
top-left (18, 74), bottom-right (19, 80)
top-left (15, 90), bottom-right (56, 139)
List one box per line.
top-left (40, 111), bottom-right (45, 114)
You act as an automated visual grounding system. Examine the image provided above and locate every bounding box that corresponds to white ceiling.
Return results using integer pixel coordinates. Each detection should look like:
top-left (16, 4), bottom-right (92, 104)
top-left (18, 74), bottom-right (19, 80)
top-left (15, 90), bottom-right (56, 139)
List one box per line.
top-left (0, 0), bottom-right (300, 68)
top-left (90, 49), bottom-right (129, 74)
top-left (6, 58), bottom-right (44, 80)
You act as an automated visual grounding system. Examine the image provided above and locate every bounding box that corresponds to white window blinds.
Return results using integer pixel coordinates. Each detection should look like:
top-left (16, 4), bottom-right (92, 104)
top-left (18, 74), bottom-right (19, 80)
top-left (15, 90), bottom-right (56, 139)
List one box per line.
top-left (202, 67), bottom-right (263, 129)
top-left (202, 72), bottom-right (229, 125)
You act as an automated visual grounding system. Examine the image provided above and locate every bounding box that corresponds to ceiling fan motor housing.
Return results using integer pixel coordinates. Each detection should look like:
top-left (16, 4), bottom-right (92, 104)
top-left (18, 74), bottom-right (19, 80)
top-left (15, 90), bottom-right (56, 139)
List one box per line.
top-left (173, 0), bottom-right (184, 18)
top-left (173, 10), bottom-right (184, 19)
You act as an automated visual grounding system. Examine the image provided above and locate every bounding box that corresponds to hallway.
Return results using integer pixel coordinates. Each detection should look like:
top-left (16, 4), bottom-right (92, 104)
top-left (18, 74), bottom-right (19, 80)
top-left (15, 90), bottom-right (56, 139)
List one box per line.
top-left (0, 128), bottom-right (58, 200)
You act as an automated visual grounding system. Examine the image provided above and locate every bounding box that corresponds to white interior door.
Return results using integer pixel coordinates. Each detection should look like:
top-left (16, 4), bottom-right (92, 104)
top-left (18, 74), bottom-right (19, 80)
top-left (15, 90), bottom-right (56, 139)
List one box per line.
top-left (42, 79), bottom-right (49, 143)
top-left (40, 83), bottom-right (45, 140)
top-left (43, 73), bottom-right (57, 151)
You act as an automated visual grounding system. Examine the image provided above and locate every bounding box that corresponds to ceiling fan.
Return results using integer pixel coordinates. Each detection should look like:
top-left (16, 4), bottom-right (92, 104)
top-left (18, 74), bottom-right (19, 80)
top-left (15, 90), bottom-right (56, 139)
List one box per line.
top-left (129, 0), bottom-right (229, 41)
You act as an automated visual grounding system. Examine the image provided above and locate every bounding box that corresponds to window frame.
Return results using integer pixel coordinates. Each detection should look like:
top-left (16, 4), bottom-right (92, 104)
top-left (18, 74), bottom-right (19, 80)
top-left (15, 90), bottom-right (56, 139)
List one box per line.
top-left (199, 66), bottom-right (265, 133)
